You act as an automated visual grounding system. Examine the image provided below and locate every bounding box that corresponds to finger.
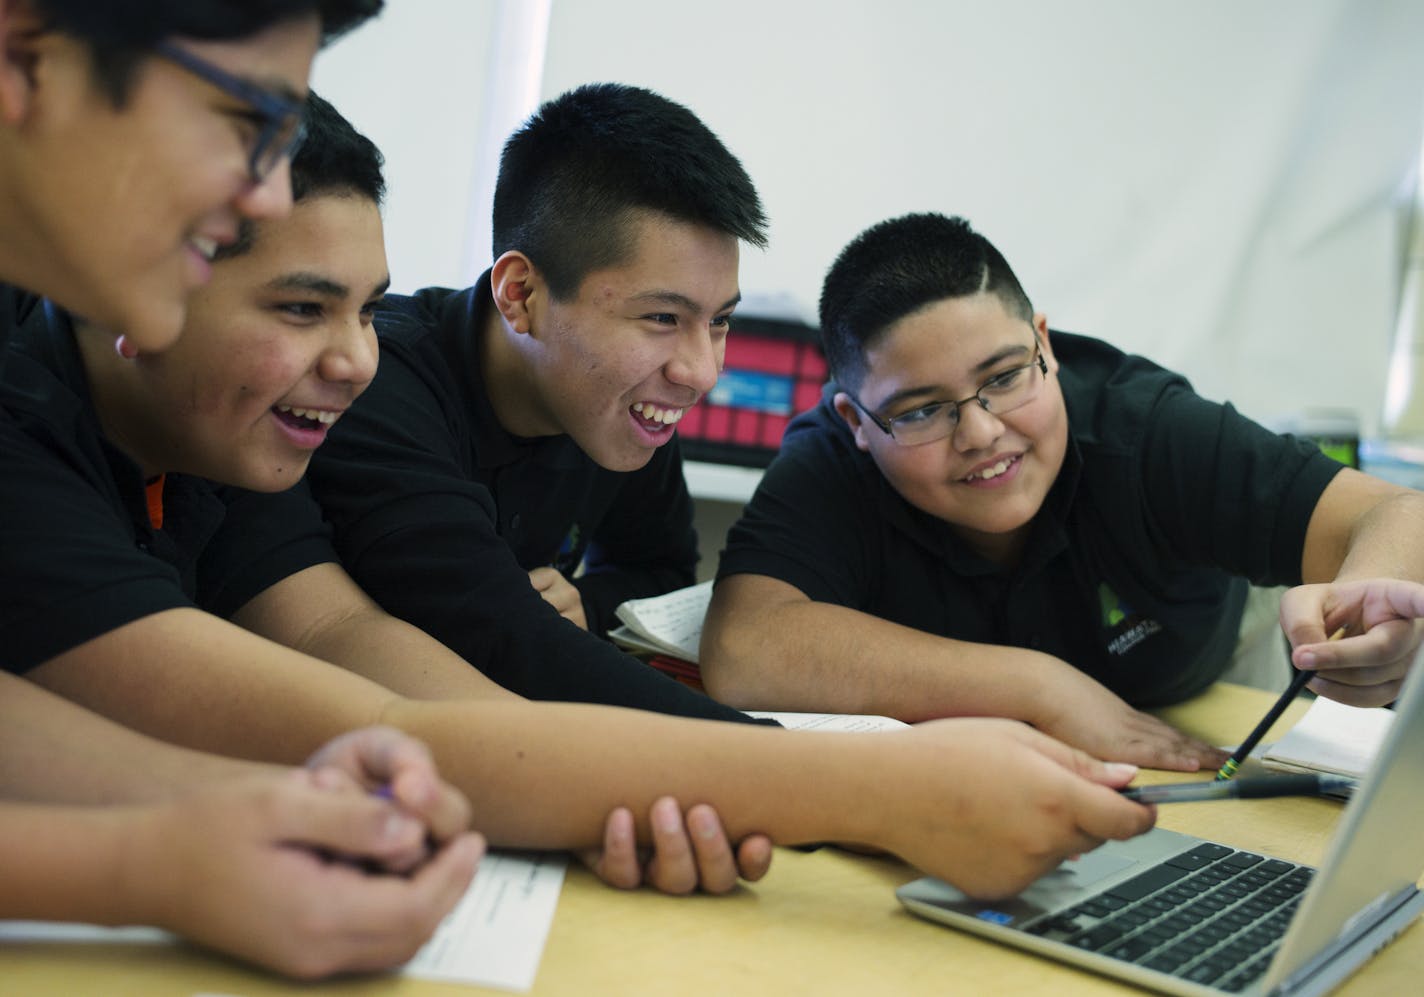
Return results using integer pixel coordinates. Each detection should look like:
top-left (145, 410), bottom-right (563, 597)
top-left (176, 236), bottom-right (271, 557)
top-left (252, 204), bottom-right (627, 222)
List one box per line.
top-left (333, 730), bottom-right (471, 844)
top-left (733, 834), bottom-right (774, 883)
top-left (586, 807), bottom-right (642, 890)
top-left (1336, 578), bottom-right (1424, 623)
top-left (1070, 782), bottom-right (1159, 843)
top-left (1295, 619), bottom-right (1414, 671)
top-left (644, 796), bottom-right (698, 895)
top-left (271, 776), bottom-right (428, 861)
top-left (1114, 719), bottom-right (1225, 772)
top-left (311, 831), bottom-right (486, 974)
top-left (528, 567), bottom-right (557, 593)
top-left (1307, 674), bottom-right (1405, 708)
top-left (389, 768), bottom-right (473, 846)
top-left (685, 804), bottom-right (740, 895)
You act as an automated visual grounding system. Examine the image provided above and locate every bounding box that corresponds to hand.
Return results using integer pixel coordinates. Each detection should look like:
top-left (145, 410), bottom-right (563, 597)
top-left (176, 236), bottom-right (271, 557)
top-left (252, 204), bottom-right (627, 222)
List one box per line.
top-left (304, 726), bottom-right (473, 868)
top-left (872, 719), bottom-right (1155, 900)
top-left (580, 796), bottom-right (773, 894)
top-left (529, 567), bottom-right (588, 630)
top-left (1280, 580), bottom-right (1424, 706)
top-left (1023, 660), bottom-right (1226, 771)
top-left (130, 769), bottom-right (484, 980)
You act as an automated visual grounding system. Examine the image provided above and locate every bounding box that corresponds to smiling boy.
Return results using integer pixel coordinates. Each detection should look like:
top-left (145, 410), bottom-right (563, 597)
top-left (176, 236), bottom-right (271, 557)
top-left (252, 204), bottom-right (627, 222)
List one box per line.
top-left (0, 0), bottom-right (494, 979)
top-left (702, 213), bottom-right (1424, 769)
top-left (306, 83), bottom-right (769, 716)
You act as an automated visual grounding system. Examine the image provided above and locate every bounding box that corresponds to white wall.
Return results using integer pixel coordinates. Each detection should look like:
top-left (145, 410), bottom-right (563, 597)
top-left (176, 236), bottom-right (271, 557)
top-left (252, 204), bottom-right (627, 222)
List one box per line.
top-left (310, 1), bottom-right (503, 292)
top-left (318, 0), bottom-right (1424, 435)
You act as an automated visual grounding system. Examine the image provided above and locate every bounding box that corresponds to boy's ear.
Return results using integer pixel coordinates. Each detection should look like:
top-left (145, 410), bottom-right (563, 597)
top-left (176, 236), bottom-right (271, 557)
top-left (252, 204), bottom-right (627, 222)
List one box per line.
top-left (0, 0), bottom-right (46, 127)
top-left (832, 391), bottom-right (873, 453)
top-left (1032, 311), bottom-right (1058, 373)
top-left (489, 250), bottom-right (537, 335)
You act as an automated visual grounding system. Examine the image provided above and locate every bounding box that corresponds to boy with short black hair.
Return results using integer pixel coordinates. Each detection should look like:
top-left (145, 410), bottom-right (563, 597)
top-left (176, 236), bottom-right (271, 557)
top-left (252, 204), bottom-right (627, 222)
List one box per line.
top-left (704, 212), bottom-right (1424, 769)
top-left (0, 0), bottom-right (488, 979)
top-left (309, 83), bottom-right (768, 714)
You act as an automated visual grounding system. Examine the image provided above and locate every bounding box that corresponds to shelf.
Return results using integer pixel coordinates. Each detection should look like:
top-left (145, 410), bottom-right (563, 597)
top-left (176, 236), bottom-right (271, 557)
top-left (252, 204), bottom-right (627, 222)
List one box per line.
top-left (683, 460), bottom-right (764, 504)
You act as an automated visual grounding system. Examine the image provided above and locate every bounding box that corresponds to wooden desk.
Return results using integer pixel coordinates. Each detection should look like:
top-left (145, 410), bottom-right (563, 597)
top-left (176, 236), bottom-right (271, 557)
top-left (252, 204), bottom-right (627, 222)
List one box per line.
top-left (1, 683), bottom-right (1418, 996)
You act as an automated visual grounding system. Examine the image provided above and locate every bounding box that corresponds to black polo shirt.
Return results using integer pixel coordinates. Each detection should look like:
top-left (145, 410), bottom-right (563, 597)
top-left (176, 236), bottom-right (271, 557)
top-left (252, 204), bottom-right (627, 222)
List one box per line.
top-left (717, 331), bottom-right (1344, 707)
top-left (307, 277), bottom-right (758, 723)
top-left (0, 301), bottom-right (336, 674)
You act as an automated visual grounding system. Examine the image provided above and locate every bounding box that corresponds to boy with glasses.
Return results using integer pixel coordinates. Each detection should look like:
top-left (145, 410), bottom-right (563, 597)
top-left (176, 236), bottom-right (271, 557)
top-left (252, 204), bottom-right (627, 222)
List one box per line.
top-left (703, 212), bottom-right (1424, 769)
top-left (0, 0), bottom-right (486, 978)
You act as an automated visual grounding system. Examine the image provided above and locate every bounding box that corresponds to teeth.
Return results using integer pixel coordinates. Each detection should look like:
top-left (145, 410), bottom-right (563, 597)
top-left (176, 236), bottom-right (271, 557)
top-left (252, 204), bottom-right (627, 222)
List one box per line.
top-left (631, 402), bottom-right (685, 425)
top-left (967, 457), bottom-right (1014, 482)
top-left (276, 404), bottom-right (338, 425)
top-left (191, 236), bottom-right (218, 260)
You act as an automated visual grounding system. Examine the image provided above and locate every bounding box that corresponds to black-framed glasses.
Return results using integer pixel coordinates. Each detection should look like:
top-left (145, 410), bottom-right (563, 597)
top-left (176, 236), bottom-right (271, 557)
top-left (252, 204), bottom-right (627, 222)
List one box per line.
top-left (155, 41), bottom-right (306, 183)
top-left (848, 335), bottom-right (1049, 446)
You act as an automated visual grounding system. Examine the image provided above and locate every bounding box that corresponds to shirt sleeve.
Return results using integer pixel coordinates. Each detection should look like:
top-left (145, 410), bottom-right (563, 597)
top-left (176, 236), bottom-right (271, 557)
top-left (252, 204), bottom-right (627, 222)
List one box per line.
top-left (197, 480), bottom-right (340, 619)
top-left (575, 437), bottom-right (699, 635)
top-left (308, 346), bottom-right (762, 723)
top-left (0, 409), bottom-right (193, 673)
top-left (1136, 384), bottom-right (1343, 585)
top-left (716, 415), bottom-right (880, 609)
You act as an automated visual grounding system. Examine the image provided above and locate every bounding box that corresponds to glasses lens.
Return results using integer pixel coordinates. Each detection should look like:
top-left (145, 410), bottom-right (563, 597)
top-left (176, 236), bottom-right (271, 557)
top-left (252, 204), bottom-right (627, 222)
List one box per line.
top-left (252, 113), bottom-right (305, 180)
top-left (979, 358), bottom-right (1044, 417)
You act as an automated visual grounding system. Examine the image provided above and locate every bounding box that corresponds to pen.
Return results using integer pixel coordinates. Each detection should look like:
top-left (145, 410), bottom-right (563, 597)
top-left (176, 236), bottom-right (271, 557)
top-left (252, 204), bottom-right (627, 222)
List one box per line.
top-left (1122, 773), bottom-right (1356, 804)
top-left (1214, 625), bottom-right (1347, 781)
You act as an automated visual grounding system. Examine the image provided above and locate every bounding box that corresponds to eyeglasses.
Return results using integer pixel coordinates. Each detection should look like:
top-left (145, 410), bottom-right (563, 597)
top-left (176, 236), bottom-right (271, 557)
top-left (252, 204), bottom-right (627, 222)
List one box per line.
top-left (155, 41), bottom-right (306, 183)
top-left (849, 335), bottom-right (1049, 447)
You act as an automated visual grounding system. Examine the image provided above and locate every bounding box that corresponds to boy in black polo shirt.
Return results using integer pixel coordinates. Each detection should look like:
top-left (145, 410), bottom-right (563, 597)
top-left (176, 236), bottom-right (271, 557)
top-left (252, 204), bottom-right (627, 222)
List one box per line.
top-left (704, 213), bottom-right (1424, 770)
top-left (0, 0), bottom-right (490, 978)
top-left (307, 83), bottom-right (764, 708)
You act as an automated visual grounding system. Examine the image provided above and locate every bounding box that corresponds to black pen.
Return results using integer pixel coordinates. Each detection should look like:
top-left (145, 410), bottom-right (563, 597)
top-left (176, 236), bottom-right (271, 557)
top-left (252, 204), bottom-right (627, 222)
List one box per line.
top-left (1215, 625), bottom-right (1346, 781)
top-left (1122, 773), bottom-right (1356, 804)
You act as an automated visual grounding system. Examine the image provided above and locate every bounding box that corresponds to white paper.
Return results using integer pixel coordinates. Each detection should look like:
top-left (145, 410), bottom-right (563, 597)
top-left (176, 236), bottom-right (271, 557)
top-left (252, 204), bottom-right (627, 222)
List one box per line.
top-left (0, 851), bottom-right (566, 994)
top-left (403, 850), bottom-right (566, 992)
top-left (613, 581), bottom-right (713, 661)
top-left (1263, 697), bottom-right (1396, 778)
top-left (0, 922), bottom-right (172, 943)
top-left (745, 711), bottom-right (909, 732)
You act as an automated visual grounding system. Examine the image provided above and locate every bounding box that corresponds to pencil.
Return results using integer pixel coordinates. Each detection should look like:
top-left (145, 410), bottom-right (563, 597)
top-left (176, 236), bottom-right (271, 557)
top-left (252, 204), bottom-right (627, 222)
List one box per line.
top-left (1123, 773), bottom-right (1356, 803)
top-left (1214, 625), bottom-right (1347, 781)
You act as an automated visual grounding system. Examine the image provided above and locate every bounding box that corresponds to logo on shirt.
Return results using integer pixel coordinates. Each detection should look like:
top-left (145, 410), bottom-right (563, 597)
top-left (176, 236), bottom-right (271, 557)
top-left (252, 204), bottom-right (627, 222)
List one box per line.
top-left (1099, 583), bottom-right (1163, 656)
top-left (552, 522), bottom-right (585, 576)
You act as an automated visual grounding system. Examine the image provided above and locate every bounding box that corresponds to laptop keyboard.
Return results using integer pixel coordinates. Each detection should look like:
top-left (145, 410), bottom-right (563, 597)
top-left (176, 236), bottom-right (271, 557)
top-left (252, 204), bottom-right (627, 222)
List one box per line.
top-left (1024, 842), bottom-right (1314, 992)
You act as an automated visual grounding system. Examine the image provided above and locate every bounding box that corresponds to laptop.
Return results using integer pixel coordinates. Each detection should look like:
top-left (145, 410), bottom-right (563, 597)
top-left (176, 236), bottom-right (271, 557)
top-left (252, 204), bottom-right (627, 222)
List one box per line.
top-left (896, 662), bottom-right (1424, 995)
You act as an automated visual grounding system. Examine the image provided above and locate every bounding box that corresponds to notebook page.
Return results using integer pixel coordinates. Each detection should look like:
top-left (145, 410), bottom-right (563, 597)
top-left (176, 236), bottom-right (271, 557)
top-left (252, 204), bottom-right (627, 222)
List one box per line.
top-left (613, 581), bottom-right (712, 662)
top-left (1262, 697), bottom-right (1395, 777)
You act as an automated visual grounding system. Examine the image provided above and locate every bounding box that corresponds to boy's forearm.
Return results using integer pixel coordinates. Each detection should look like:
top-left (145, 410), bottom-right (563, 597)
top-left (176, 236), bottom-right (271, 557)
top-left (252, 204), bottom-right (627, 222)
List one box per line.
top-left (702, 586), bottom-right (1052, 723)
top-left (1333, 490), bottom-right (1424, 584)
top-left (382, 698), bottom-right (881, 849)
top-left (0, 803), bottom-right (151, 923)
top-left (0, 672), bottom-right (269, 805)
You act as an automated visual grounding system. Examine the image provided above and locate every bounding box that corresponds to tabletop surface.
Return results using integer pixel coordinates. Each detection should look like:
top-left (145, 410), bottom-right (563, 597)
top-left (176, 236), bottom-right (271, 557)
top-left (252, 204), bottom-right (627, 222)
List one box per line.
top-left (1, 683), bottom-right (1418, 996)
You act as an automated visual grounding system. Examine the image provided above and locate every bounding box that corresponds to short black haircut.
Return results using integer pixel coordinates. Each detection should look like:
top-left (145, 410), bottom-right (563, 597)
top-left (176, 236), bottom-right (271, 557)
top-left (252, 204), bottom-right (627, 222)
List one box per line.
top-left (492, 82), bottom-right (768, 301)
top-left (213, 90), bottom-right (384, 261)
top-left (34, 0), bottom-right (383, 104)
top-left (819, 213), bottom-right (1034, 390)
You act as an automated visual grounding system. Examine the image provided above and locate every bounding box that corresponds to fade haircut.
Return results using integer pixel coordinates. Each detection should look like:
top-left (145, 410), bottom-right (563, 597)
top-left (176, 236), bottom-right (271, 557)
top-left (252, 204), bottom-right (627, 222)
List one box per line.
top-left (33, 0), bottom-right (383, 105)
top-left (213, 91), bottom-right (384, 262)
top-left (819, 213), bottom-right (1034, 391)
top-left (492, 82), bottom-right (768, 301)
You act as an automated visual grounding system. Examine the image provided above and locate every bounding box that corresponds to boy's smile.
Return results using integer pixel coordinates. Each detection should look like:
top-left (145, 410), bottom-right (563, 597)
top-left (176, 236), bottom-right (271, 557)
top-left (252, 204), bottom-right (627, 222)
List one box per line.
top-left (835, 292), bottom-right (1068, 565)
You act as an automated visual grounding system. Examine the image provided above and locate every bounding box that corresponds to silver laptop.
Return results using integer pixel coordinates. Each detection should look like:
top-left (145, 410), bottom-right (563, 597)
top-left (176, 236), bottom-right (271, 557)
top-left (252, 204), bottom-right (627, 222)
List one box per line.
top-left (897, 662), bottom-right (1424, 996)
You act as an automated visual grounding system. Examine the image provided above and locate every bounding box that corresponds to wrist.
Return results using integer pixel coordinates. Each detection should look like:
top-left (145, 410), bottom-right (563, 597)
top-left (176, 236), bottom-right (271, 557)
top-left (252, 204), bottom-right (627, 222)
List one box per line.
top-left (113, 803), bottom-right (179, 930)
